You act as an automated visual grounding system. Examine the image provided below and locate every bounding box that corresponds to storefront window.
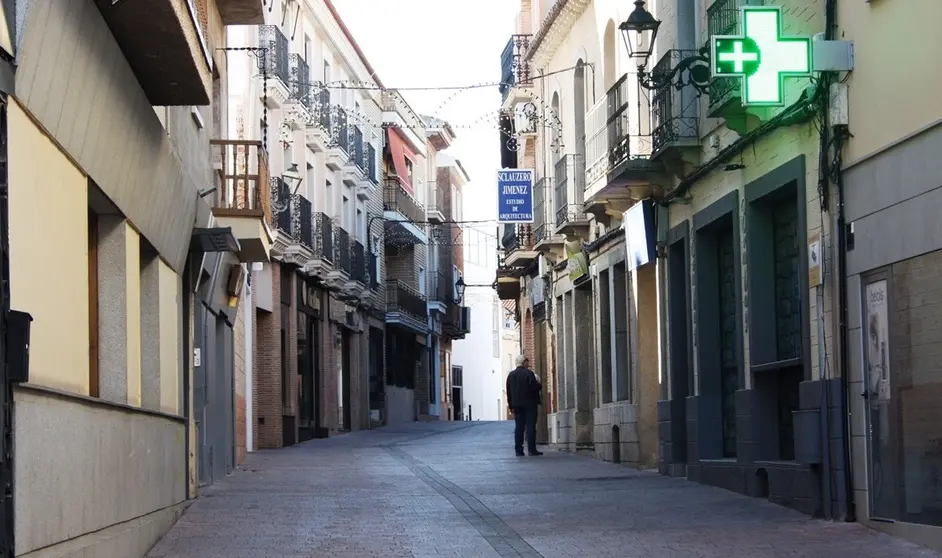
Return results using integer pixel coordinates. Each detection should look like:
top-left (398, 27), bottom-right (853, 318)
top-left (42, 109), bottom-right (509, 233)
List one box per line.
top-left (864, 251), bottom-right (942, 526)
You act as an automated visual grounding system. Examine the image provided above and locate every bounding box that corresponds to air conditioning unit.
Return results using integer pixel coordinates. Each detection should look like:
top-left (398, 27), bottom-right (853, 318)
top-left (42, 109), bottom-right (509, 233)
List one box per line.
top-left (459, 306), bottom-right (471, 334)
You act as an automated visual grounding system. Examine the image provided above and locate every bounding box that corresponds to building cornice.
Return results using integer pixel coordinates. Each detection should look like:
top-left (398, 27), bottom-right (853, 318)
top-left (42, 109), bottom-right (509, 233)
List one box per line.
top-left (525, 0), bottom-right (592, 69)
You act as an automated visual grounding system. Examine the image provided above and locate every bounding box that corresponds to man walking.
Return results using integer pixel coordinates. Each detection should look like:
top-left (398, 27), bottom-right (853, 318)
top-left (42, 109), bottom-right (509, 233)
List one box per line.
top-left (506, 355), bottom-right (543, 456)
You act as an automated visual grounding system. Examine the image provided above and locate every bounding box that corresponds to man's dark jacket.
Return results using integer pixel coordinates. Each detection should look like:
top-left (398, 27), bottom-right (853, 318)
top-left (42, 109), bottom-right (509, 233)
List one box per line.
top-left (506, 367), bottom-right (540, 409)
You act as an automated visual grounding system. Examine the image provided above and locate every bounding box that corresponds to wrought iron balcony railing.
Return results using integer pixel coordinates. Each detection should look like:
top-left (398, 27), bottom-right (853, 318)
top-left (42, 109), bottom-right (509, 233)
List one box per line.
top-left (506, 224), bottom-right (534, 254)
top-left (383, 178), bottom-right (425, 224)
top-left (289, 54), bottom-right (311, 109)
top-left (352, 239), bottom-right (367, 284)
top-left (293, 195), bottom-right (313, 249)
top-left (332, 108), bottom-right (350, 153)
top-left (386, 280), bottom-right (428, 320)
top-left (499, 34), bottom-right (533, 102)
top-left (311, 88), bottom-right (332, 131)
top-left (533, 175), bottom-right (551, 244)
top-left (554, 154), bottom-right (586, 228)
top-left (314, 212), bottom-right (334, 262)
top-left (585, 74), bottom-right (653, 189)
top-left (258, 25), bottom-right (290, 85)
top-left (335, 226), bottom-right (352, 274)
top-left (270, 177), bottom-right (292, 233)
top-left (707, 0), bottom-right (745, 108)
top-left (651, 49), bottom-right (701, 154)
top-left (209, 140), bottom-right (271, 222)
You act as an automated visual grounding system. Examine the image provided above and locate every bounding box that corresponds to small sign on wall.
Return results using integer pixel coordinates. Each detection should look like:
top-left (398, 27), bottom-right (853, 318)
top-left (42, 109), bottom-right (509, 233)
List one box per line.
top-left (808, 232), bottom-right (822, 287)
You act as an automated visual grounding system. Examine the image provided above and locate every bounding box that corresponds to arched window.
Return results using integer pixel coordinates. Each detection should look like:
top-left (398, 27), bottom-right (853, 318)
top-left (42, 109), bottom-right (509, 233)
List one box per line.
top-left (603, 20), bottom-right (617, 89)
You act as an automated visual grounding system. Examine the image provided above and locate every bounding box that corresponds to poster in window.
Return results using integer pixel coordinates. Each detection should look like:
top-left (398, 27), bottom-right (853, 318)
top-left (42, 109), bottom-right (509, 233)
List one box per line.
top-left (865, 279), bottom-right (890, 402)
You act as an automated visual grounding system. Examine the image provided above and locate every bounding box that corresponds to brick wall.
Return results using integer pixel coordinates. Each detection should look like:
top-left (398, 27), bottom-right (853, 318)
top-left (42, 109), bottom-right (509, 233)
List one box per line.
top-left (254, 264), bottom-right (300, 448)
top-left (255, 264), bottom-right (282, 448)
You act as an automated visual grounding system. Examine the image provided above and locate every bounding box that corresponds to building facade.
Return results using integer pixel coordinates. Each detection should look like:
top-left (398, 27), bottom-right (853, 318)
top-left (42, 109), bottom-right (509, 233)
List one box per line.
top-left (839, 0), bottom-right (942, 549)
top-left (498, 0), bottom-right (662, 466)
top-left (452, 226), bottom-right (502, 421)
top-left (495, 0), bottom-right (942, 539)
top-left (436, 153), bottom-right (472, 420)
top-left (229, 0), bottom-right (383, 449)
top-left (4, 0), bottom-right (267, 554)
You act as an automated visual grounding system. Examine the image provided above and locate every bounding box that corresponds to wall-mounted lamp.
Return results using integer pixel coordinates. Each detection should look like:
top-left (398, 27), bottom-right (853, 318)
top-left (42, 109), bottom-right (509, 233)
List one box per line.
top-left (622, 0), bottom-right (711, 96)
top-left (283, 163), bottom-right (303, 193)
top-left (454, 277), bottom-right (466, 305)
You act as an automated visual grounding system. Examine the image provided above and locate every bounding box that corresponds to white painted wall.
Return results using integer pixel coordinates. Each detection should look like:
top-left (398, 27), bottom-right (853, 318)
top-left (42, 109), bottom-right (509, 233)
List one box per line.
top-left (452, 226), bottom-right (503, 420)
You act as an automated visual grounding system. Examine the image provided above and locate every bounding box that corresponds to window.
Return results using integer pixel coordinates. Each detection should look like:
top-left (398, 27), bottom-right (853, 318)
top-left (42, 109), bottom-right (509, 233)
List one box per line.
top-left (371, 234), bottom-right (382, 284)
top-left (418, 267), bottom-right (426, 296)
top-left (342, 195), bottom-right (349, 227)
top-left (325, 179), bottom-right (333, 215)
top-left (356, 208), bottom-right (364, 240)
top-left (304, 35), bottom-right (312, 64)
top-left (323, 60), bottom-right (330, 83)
top-left (404, 158), bottom-right (414, 183)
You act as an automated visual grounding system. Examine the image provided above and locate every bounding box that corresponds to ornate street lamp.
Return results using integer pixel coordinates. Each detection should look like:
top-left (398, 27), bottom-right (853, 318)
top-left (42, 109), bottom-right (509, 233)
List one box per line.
top-left (619, 0), bottom-right (661, 64)
top-left (620, 0), bottom-right (711, 95)
top-left (283, 163), bottom-right (303, 193)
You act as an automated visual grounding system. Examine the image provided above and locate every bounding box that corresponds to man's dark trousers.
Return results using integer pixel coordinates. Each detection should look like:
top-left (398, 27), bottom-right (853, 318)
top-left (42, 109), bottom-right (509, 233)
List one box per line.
top-left (513, 405), bottom-right (538, 454)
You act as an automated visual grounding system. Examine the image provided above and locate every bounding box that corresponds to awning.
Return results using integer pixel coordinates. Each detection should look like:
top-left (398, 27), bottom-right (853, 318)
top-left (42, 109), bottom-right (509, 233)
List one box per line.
top-left (386, 127), bottom-right (417, 196)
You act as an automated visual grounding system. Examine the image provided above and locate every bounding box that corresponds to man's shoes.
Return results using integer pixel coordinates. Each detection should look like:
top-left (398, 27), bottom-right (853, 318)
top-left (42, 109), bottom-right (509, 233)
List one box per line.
top-left (515, 450), bottom-right (526, 457)
top-left (528, 450), bottom-right (543, 456)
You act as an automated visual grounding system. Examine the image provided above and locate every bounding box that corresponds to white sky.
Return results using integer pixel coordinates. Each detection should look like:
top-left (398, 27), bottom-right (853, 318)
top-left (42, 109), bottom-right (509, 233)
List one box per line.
top-left (331, 0), bottom-right (519, 225)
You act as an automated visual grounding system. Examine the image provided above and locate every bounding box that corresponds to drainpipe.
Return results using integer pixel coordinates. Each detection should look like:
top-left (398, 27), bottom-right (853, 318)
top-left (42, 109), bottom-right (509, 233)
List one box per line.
top-left (181, 253), bottom-right (193, 500)
top-left (244, 268), bottom-right (253, 452)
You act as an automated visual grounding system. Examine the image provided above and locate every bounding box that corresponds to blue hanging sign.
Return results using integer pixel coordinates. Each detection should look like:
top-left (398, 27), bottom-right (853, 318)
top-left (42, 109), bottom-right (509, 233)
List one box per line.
top-left (497, 168), bottom-right (534, 223)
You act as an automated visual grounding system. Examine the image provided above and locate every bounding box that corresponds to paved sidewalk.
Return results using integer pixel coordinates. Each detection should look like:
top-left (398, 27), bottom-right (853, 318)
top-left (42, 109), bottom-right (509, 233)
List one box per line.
top-left (148, 421), bottom-right (941, 558)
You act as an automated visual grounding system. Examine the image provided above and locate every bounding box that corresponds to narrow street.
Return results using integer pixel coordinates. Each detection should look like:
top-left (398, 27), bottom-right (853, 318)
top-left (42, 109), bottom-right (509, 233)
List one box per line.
top-left (148, 422), bottom-right (940, 558)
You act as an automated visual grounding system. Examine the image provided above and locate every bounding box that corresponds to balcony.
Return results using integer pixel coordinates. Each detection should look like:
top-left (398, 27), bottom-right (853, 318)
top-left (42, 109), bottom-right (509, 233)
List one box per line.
top-left (303, 212), bottom-right (335, 279)
top-left (383, 178), bottom-right (428, 245)
top-left (496, 267), bottom-right (521, 301)
top-left (216, 0), bottom-right (264, 25)
top-left (327, 108), bottom-right (350, 171)
top-left (258, 25), bottom-right (291, 107)
top-left (351, 240), bottom-right (368, 285)
top-left (532, 175), bottom-right (562, 251)
top-left (96, 0), bottom-right (212, 105)
top-left (584, 74), bottom-right (663, 212)
top-left (499, 34), bottom-right (533, 108)
top-left (427, 182), bottom-right (446, 223)
top-left (651, 50), bottom-right (701, 161)
top-left (553, 154), bottom-right (590, 238)
top-left (706, 0), bottom-right (748, 119)
top-left (306, 88), bottom-right (332, 152)
top-left (285, 54), bottom-right (312, 130)
top-left (428, 270), bottom-right (448, 314)
top-left (209, 140), bottom-right (273, 262)
top-left (342, 126), bottom-right (367, 187)
top-left (443, 304), bottom-right (470, 340)
top-left (386, 281), bottom-right (428, 334)
top-left (366, 144), bottom-right (379, 184)
top-left (503, 224), bottom-right (538, 268)
top-left (269, 183), bottom-right (315, 266)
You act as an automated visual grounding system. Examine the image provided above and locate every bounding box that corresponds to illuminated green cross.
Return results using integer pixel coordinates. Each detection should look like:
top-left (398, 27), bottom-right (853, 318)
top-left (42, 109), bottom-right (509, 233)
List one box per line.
top-left (710, 6), bottom-right (812, 107)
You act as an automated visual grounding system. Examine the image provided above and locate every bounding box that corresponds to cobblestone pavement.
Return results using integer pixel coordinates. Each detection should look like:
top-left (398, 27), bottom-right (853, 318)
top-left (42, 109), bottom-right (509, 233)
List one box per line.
top-left (148, 421), bottom-right (942, 558)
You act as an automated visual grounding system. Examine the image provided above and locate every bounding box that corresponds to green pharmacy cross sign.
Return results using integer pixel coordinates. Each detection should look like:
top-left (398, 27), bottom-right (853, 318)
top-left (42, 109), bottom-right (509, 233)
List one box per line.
top-left (710, 6), bottom-right (812, 107)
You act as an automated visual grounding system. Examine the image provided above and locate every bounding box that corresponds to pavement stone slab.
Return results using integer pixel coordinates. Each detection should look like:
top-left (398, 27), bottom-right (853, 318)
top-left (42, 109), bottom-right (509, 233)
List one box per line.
top-left (147, 421), bottom-right (942, 558)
